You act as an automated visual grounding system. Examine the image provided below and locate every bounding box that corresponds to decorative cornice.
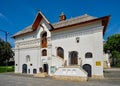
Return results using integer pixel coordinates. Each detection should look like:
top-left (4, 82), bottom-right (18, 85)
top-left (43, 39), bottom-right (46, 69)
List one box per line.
top-left (15, 38), bottom-right (41, 49)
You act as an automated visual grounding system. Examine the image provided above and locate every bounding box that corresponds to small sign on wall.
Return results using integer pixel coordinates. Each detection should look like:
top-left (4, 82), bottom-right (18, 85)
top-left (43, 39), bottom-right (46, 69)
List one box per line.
top-left (96, 61), bottom-right (101, 66)
top-left (50, 66), bottom-right (56, 73)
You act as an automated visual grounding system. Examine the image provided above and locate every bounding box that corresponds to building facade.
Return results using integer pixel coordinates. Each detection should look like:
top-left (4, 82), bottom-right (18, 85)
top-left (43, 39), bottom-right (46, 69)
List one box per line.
top-left (12, 11), bottom-right (110, 78)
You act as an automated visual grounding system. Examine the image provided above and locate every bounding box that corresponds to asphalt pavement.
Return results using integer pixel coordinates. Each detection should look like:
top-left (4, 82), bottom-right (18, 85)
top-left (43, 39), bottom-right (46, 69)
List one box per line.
top-left (0, 68), bottom-right (120, 86)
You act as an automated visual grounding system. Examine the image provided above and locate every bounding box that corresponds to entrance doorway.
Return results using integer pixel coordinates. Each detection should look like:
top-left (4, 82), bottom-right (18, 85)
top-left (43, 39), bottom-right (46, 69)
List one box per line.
top-left (69, 51), bottom-right (78, 65)
top-left (33, 69), bottom-right (37, 74)
top-left (22, 64), bottom-right (27, 73)
top-left (43, 64), bottom-right (48, 73)
top-left (83, 64), bottom-right (92, 77)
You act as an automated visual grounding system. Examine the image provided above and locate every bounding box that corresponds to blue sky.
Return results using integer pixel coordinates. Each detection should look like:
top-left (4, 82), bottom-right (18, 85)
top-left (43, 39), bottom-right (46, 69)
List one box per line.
top-left (0, 0), bottom-right (120, 46)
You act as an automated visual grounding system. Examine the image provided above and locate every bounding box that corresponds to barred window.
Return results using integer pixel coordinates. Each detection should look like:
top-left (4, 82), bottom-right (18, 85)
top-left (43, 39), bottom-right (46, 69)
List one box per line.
top-left (85, 52), bottom-right (93, 58)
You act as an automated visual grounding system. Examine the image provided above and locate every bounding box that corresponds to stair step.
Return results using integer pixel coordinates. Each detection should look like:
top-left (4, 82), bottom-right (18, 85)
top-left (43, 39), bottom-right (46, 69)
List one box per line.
top-left (34, 72), bottom-right (48, 77)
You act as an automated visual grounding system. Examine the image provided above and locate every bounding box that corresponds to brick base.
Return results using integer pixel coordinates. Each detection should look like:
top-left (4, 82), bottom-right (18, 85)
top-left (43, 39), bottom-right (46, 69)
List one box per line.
top-left (92, 75), bottom-right (104, 79)
top-left (34, 73), bottom-right (48, 77)
top-left (53, 75), bottom-right (88, 82)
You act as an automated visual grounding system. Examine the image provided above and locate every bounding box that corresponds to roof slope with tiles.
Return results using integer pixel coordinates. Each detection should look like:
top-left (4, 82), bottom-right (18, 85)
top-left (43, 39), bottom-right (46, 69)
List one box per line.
top-left (52, 14), bottom-right (96, 29)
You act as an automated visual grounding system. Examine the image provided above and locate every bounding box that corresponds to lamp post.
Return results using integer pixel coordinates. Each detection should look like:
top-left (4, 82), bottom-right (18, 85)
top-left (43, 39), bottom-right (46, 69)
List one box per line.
top-left (5, 32), bottom-right (8, 72)
top-left (0, 29), bottom-right (8, 72)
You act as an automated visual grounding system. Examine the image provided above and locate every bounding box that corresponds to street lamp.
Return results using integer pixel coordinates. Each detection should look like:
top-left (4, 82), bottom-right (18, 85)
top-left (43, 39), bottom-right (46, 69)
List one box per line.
top-left (0, 29), bottom-right (8, 72)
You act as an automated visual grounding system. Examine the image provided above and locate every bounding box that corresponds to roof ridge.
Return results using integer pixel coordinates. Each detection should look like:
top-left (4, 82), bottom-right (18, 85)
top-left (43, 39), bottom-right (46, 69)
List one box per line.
top-left (52, 14), bottom-right (96, 25)
top-left (52, 14), bottom-right (96, 29)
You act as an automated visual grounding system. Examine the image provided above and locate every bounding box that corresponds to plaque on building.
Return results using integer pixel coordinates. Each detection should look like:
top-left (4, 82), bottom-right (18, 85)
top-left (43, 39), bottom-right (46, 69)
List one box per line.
top-left (96, 61), bottom-right (101, 66)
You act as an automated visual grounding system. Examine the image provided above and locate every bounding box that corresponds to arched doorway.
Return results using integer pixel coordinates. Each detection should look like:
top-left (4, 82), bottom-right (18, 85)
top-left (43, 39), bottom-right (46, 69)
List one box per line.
top-left (41, 32), bottom-right (47, 48)
top-left (43, 64), bottom-right (48, 73)
top-left (83, 64), bottom-right (92, 77)
top-left (22, 64), bottom-right (27, 73)
top-left (69, 51), bottom-right (78, 65)
top-left (33, 69), bottom-right (37, 74)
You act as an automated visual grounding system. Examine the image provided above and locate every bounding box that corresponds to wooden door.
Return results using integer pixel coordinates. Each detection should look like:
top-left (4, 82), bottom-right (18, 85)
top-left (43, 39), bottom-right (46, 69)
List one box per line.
top-left (22, 64), bottom-right (27, 73)
top-left (69, 51), bottom-right (78, 65)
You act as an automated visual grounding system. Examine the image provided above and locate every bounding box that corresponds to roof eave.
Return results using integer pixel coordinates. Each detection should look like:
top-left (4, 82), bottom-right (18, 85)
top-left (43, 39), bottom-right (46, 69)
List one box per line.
top-left (11, 30), bottom-right (34, 38)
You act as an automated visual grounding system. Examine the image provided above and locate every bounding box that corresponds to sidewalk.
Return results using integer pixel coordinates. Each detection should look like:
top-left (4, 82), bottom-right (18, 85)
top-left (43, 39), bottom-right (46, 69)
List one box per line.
top-left (1, 72), bottom-right (33, 77)
top-left (104, 68), bottom-right (120, 71)
top-left (104, 68), bottom-right (120, 79)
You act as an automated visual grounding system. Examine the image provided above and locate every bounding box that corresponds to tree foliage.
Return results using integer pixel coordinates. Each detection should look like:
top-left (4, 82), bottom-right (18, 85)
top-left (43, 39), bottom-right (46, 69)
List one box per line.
top-left (104, 34), bottom-right (120, 53)
top-left (0, 38), bottom-right (14, 65)
top-left (104, 34), bottom-right (120, 66)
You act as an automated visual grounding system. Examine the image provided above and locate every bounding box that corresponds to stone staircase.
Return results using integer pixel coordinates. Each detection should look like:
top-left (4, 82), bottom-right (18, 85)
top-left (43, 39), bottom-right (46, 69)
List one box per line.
top-left (52, 56), bottom-right (64, 68)
top-left (53, 66), bottom-right (88, 81)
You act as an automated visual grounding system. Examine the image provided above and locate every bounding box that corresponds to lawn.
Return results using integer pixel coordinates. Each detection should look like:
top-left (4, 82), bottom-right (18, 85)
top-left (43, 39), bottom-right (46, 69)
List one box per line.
top-left (0, 66), bottom-right (14, 73)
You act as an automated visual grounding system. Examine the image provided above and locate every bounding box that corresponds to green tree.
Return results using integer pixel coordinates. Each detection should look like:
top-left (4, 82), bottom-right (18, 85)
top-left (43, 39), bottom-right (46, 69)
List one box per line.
top-left (104, 34), bottom-right (120, 67)
top-left (0, 38), bottom-right (14, 66)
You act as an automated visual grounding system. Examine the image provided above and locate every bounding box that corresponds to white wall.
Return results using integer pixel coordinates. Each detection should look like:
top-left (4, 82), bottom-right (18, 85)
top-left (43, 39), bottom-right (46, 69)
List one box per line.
top-left (15, 47), bottom-right (41, 74)
top-left (14, 18), bottom-right (104, 77)
top-left (51, 21), bottom-right (104, 77)
top-left (14, 18), bottom-right (52, 74)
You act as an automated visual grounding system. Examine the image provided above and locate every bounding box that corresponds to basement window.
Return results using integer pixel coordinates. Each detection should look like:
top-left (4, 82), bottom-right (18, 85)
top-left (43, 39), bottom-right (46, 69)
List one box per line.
top-left (22, 38), bottom-right (24, 40)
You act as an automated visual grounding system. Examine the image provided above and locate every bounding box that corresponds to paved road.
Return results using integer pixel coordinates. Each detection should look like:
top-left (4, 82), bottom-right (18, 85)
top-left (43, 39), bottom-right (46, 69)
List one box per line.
top-left (104, 68), bottom-right (120, 79)
top-left (0, 69), bottom-right (120, 86)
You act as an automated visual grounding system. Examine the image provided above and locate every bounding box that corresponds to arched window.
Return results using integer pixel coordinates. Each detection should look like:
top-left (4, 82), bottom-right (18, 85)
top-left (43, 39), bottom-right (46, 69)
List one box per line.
top-left (42, 49), bottom-right (47, 56)
top-left (85, 52), bottom-right (93, 58)
top-left (57, 47), bottom-right (64, 59)
top-left (41, 32), bottom-right (47, 48)
top-left (26, 55), bottom-right (30, 62)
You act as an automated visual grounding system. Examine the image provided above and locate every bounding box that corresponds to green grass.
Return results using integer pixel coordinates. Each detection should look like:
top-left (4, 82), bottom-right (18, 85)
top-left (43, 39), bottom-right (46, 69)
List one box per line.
top-left (0, 66), bottom-right (14, 73)
top-left (115, 62), bottom-right (120, 67)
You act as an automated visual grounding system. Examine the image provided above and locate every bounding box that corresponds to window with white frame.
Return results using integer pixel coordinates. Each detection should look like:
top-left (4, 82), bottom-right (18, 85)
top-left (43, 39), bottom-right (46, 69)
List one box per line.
top-left (26, 55), bottom-right (30, 62)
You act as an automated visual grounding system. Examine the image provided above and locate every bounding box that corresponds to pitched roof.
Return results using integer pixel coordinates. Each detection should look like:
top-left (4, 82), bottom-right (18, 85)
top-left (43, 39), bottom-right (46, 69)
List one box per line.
top-left (52, 14), bottom-right (96, 29)
top-left (12, 11), bottom-right (51, 38)
top-left (12, 12), bottom-right (110, 38)
top-left (12, 25), bottom-right (33, 37)
top-left (51, 15), bottom-right (110, 35)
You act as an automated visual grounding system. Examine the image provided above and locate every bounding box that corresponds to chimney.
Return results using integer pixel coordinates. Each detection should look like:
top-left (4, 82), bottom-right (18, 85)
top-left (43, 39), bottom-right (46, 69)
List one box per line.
top-left (59, 12), bottom-right (66, 21)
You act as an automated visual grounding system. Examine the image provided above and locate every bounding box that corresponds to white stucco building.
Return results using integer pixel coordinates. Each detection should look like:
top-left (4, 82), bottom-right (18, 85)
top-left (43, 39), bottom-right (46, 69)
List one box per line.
top-left (12, 11), bottom-right (110, 79)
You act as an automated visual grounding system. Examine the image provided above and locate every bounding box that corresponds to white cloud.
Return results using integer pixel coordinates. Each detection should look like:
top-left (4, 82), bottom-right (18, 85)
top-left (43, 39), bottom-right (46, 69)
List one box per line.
top-left (0, 12), bottom-right (13, 27)
top-left (0, 13), bottom-right (7, 20)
